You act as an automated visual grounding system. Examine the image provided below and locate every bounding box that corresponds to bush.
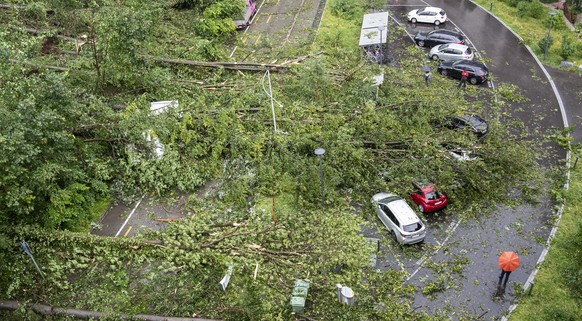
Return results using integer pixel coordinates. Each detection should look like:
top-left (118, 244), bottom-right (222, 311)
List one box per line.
top-left (504, 0), bottom-right (523, 7)
top-left (517, 1), bottom-right (531, 17)
top-left (537, 34), bottom-right (554, 52)
top-left (331, 0), bottom-right (363, 20)
top-left (544, 11), bottom-right (567, 31)
top-left (560, 35), bottom-right (575, 60)
top-left (527, 0), bottom-right (545, 18)
top-left (23, 2), bottom-right (48, 27)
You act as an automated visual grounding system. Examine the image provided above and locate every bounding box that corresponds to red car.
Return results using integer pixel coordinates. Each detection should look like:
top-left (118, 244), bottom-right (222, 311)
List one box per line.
top-left (410, 180), bottom-right (448, 213)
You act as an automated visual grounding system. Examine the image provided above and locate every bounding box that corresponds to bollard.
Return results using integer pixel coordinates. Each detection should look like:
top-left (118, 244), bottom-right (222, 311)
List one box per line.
top-left (490, 2), bottom-right (493, 11)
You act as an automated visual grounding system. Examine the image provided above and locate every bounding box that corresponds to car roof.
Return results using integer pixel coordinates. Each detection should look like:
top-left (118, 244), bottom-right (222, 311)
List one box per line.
top-left (422, 6), bottom-right (444, 12)
top-left (385, 199), bottom-right (420, 225)
top-left (442, 43), bottom-right (469, 50)
top-left (452, 59), bottom-right (486, 67)
top-left (429, 29), bottom-right (461, 36)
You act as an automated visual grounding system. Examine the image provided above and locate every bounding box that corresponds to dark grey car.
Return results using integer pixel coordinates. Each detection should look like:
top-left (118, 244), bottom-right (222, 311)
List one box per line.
top-left (414, 29), bottom-right (465, 47)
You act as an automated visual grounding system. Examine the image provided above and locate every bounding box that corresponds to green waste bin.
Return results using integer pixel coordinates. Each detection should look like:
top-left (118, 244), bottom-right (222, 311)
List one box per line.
top-left (290, 296), bottom-right (306, 313)
top-left (295, 279), bottom-right (310, 290)
top-left (292, 286), bottom-right (308, 298)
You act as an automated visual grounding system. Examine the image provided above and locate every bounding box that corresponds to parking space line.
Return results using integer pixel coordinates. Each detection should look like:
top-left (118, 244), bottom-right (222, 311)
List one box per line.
top-left (115, 194), bottom-right (144, 237)
top-left (285, 0), bottom-right (307, 42)
top-left (405, 219), bottom-right (461, 282)
top-left (266, 14), bottom-right (272, 24)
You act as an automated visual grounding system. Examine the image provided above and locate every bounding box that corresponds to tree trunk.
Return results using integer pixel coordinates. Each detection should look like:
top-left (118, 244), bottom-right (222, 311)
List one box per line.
top-left (0, 300), bottom-right (219, 321)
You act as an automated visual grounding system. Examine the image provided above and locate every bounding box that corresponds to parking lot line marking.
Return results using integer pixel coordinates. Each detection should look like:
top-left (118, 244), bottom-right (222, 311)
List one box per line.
top-left (254, 34), bottom-right (262, 44)
top-left (285, 0), bottom-right (306, 42)
top-left (123, 225), bottom-right (133, 237)
top-left (405, 219), bottom-right (461, 282)
top-left (115, 194), bottom-right (144, 237)
top-left (266, 14), bottom-right (272, 24)
top-left (229, 46), bottom-right (238, 58)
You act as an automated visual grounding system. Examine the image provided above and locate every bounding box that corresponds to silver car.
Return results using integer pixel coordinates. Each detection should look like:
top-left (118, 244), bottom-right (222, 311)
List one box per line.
top-left (429, 43), bottom-right (474, 61)
top-left (371, 193), bottom-right (426, 244)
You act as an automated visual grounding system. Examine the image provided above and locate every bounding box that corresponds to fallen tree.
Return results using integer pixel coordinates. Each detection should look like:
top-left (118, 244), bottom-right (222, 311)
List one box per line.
top-left (0, 300), bottom-right (219, 321)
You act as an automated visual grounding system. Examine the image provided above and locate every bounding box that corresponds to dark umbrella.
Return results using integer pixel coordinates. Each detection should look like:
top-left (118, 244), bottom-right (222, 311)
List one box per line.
top-left (421, 65), bottom-right (431, 72)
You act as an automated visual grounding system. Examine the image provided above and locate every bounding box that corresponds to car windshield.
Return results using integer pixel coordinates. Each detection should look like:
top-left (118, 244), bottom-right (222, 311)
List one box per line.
top-left (381, 196), bottom-right (401, 204)
top-left (439, 10), bottom-right (445, 15)
top-left (465, 47), bottom-right (472, 54)
top-left (425, 191), bottom-right (442, 200)
top-left (439, 44), bottom-right (449, 49)
top-left (469, 116), bottom-right (484, 126)
top-left (417, 8), bottom-right (426, 14)
top-left (403, 222), bottom-right (423, 232)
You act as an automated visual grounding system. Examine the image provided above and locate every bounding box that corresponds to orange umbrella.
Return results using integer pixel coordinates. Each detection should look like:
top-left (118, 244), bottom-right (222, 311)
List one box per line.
top-left (498, 251), bottom-right (520, 272)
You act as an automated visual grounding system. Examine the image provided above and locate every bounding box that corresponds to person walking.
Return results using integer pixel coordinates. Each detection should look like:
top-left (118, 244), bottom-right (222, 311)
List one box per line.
top-left (457, 69), bottom-right (469, 89)
top-left (424, 70), bottom-right (432, 88)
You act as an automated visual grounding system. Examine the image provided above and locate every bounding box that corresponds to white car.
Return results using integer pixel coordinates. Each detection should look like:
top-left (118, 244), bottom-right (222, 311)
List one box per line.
top-left (429, 43), bottom-right (474, 61)
top-left (371, 193), bottom-right (426, 245)
top-left (407, 7), bottom-right (447, 25)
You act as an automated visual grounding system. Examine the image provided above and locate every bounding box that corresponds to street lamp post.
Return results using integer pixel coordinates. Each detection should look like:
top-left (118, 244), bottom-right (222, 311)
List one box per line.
top-left (377, 25), bottom-right (386, 66)
top-left (314, 148), bottom-right (326, 207)
top-left (544, 11), bottom-right (557, 61)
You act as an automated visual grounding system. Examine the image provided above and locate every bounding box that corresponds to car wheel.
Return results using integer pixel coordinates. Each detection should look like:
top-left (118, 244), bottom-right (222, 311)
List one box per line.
top-left (440, 69), bottom-right (448, 76)
top-left (418, 204), bottom-right (425, 213)
top-left (390, 230), bottom-right (398, 242)
top-left (418, 40), bottom-right (425, 47)
top-left (431, 54), bottom-right (439, 61)
top-left (469, 77), bottom-right (478, 85)
top-left (434, 20), bottom-right (440, 26)
top-left (411, 18), bottom-right (417, 24)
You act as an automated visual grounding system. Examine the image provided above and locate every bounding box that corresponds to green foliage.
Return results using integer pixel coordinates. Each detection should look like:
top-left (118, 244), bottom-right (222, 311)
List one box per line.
top-left (22, 2), bottom-right (48, 27)
top-left (0, 0), bottom-right (555, 319)
top-left (517, 1), bottom-right (531, 17)
top-left (527, 0), bottom-right (545, 18)
top-left (0, 73), bottom-right (109, 228)
top-left (331, 0), bottom-right (364, 20)
top-left (560, 35), bottom-right (575, 60)
top-left (544, 11), bottom-right (567, 31)
top-left (538, 34), bottom-right (554, 52)
top-left (194, 0), bottom-right (242, 40)
top-left (517, 1), bottom-right (544, 18)
top-left (504, 0), bottom-right (522, 7)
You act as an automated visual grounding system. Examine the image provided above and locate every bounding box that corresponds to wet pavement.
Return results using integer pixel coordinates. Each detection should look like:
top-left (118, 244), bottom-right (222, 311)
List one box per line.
top-left (91, 193), bottom-right (190, 237)
top-left (230, 0), bottom-right (325, 58)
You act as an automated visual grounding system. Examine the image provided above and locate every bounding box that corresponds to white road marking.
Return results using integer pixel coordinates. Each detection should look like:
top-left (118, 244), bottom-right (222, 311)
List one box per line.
top-left (115, 194), bottom-right (145, 237)
top-left (285, 0), bottom-right (307, 42)
top-left (405, 219), bottom-right (461, 282)
top-left (230, 0), bottom-right (267, 58)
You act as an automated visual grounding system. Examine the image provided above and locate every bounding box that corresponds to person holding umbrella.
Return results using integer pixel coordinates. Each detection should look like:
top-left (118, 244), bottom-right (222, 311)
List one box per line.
top-left (497, 251), bottom-right (520, 295)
